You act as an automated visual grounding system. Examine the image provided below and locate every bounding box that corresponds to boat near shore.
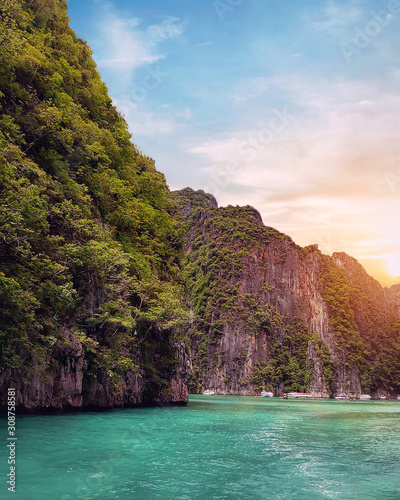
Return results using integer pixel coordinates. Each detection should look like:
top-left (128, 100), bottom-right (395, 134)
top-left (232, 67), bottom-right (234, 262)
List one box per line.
top-left (260, 391), bottom-right (273, 397)
top-left (359, 394), bottom-right (371, 400)
top-left (203, 390), bottom-right (215, 395)
top-left (335, 394), bottom-right (349, 401)
top-left (287, 392), bottom-right (312, 399)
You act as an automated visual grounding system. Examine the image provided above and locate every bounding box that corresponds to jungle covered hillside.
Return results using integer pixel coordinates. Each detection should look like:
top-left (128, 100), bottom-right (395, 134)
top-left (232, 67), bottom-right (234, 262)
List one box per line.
top-left (0, 0), bottom-right (188, 409)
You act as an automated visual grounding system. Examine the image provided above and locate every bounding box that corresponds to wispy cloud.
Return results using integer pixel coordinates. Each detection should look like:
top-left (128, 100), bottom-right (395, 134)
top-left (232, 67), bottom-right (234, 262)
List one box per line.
top-left (147, 16), bottom-right (184, 42)
top-left (114, 99), bottom-right (177, 137)
top-left (112, 102), bottom-right (193, 137)
top-left (308, 0), bottom-right (364, 34)
top-left (91, 2), bottom-right (187, 143)
top-left (94, 2), bottom-right (183, 73)
top-left (230, 77), bottom-right (273, 105)
top-left (196, 41), bottom-right (214, 47)
top-left (187, 73), bottom-right (400, 283)
top-left (175, 107), bottom-right (193, 119)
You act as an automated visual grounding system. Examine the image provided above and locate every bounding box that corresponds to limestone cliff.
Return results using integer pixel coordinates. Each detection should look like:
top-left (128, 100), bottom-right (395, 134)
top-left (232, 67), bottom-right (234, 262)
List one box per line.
top-left (1, 1), bottom-right (399, 412)
top-left (386, 284), bottom-right (400, 319)
top-left (0, 0), bottom-right (190, 412)
top-left (173, 188), bottom-right (400, 399)
top-left (0, 332), bottom-right (190, 411)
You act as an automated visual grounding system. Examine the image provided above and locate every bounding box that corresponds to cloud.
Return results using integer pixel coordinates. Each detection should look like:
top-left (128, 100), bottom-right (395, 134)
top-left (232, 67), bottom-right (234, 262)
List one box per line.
top-left (94, 2), bottom-right (183, 73)
top-left (111, 104), bottom-right (193, 139)
top-left (175, 107), bottom-right (193, 119)
top-left (230, 77), bottom-right (272, 105)
top-left (309, 0), bottom-right (364, 33)
top-left (196, 41), bottom-right (214, 47)
top-left (114, 100), bottom-right (177, 137)
top-left (147, 16), bottom-right (184, 41)
top-left (186, 74), bottom-right (400, 283)
top-left (92, 2), bottom-right (185, 143)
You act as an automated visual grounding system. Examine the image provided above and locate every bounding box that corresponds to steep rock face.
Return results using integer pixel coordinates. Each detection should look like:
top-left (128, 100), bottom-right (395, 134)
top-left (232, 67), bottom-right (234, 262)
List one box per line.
top-left (1, 333), bottom-right (86, 411)
top-left (386, 284), bottom-right (400, 318)
top-left (0, 332), bottom-right (190, 411)
top-left (328, 253), bottom-right (400, 397)
top-left (332, 252), bottom-right (391, 318)
top-left (173, 189), bottom-right (400, 398)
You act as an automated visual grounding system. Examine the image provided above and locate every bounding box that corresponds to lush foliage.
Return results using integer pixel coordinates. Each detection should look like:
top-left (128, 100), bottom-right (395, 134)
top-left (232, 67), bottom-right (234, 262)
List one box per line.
top-left (320, 257), bottom-right (400, 393)
top-left (319, 257), bottom-right (367, 369)
top-left (180, 203), bottom-right (285, 334)
top-left (174, 191), bottom-right (322, 394)
top-left (250, 317), bottom-right (314, 393)
top-left (175, 189), bottom-right (400, 396)
top-left (0, 0), bottom-right (187, 393)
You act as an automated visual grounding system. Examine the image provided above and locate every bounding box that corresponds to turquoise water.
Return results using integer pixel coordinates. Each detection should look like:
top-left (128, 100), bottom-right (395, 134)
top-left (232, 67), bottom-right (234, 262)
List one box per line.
top-left (1, 396), bottom-right (400, 500)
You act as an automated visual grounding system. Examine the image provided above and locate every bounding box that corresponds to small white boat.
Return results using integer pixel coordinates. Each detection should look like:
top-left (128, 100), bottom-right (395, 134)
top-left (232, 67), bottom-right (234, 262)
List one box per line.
top-left (378, 396), bottom-right (386, 400)
top-left (397, 396), bottom-right (400, 401)
top-left (335, 394), bottom-right (349, 401)
top-left (359, 394), bottom-right (371, 400)
top-left (203, 390), bottom-right (215, 395)
top-left (288, 392), bottom-right (312, 399)
top-left (260, 391), bottom-right (273, 398)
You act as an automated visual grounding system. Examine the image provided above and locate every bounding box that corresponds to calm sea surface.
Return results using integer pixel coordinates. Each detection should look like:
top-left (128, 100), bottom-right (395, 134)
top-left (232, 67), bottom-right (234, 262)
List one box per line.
top-left (1, 395), bottom-right (399, 500)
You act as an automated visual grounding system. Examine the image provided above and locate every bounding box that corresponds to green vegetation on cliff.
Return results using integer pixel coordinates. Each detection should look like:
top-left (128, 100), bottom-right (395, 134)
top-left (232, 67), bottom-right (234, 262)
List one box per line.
top-left (0, 0), bottom-right (187, 399)
top-left (174, 188), bottom-right (400, 397)
top-left (1, 3), bottom-right (399, 407)
top-left (173, 189), bottom-right (320, 394)
top-left (320, 256), bottom-right (400, 393)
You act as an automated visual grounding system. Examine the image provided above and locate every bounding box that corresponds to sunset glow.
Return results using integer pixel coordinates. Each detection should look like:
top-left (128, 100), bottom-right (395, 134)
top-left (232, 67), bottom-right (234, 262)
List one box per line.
top-left (386, 254), bottom-right (400, 281)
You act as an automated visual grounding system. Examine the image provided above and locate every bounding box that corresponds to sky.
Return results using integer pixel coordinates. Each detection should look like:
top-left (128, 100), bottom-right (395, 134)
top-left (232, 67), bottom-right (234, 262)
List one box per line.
top-left (66, 0), bottom-right (400, 286)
